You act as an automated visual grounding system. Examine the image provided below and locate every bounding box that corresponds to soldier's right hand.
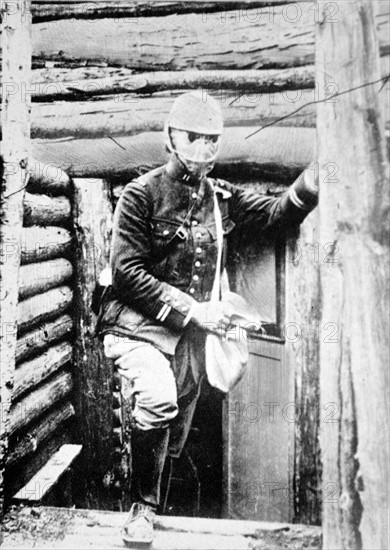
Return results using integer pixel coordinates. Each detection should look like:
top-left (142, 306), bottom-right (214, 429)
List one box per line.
top-left (189, 301), bottom-right (233, 334)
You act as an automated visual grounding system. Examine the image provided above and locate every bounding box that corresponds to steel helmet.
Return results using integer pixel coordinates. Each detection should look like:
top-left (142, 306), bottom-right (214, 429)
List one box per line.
top-left (167, 91), bottom-right (223, 135)
top-left (165, 91), bottom-right (223, 179)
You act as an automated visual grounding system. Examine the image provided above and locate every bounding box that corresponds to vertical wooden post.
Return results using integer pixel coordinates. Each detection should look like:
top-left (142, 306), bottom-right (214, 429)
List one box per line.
top-left (72, 179), bottom-right (114, 490)
top-left (316, 1), bottom-right (389, 548)
top-left (286, 212), bottom-right (322, 525)
top-left (0, 0), bottom-right (31, 516)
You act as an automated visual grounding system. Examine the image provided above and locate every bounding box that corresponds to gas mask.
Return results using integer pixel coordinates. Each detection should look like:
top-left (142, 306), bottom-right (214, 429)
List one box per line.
top-left (168, 128), bottom-right (221, 179)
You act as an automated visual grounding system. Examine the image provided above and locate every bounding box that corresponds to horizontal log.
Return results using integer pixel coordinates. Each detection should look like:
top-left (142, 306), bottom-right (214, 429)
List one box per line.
top-left (13, 341), bottom-right (73, 401)
top-left (28, 67), bottom-right (314, 101)
top-left (7, 53), bottom-right (387, 102)
top-left (17, 285), bottom-right (73, 333)
top-left (16, 314), bottom-right (73, 363)
top-left (7, 401), bottom-right (75, 467)
top-left (23, 192), bottom-right (72, 227)
top-left (8, 371), bottom-right (73, 436)
top-left (30, 1), bottom-right (285, 23)
top-left (21, 226), bottom-right (73, 264)
top-left (30, 87), bottom-right (313, 140)
top-left (32, 126), bottom-right (315, 182)
top-left (19, 258), bottom-right (73, 300)
top-left (27, 159), bottom-right (71, 195)
top-left (31, 4), bottom-right (389, 71)
top-left (30, 78), bottom-right (390, 139)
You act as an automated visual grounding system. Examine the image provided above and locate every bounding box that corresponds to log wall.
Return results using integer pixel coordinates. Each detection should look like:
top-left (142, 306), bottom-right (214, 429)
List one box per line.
top-left (2, 0), bottom-right (387, 523)
top-left (9, 0), bottom-right (325, 519)
top-left (4, 166), bottom-right (76, 504)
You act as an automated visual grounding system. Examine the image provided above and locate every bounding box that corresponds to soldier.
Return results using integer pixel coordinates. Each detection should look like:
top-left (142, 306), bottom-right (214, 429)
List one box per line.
top-left (96, 91), bottom-right (318, 546)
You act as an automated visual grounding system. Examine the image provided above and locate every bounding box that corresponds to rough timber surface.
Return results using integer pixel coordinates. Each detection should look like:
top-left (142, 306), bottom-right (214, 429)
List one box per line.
top-left (32, 126), bottom-right (315, 182)
top-left (1, 506), bottom-right (322, 549)
top-left (31, 3), bottom-right (389, 70)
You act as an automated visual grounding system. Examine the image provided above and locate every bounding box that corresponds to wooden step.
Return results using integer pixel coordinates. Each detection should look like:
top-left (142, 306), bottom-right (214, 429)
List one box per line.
top-left (12, 444), bottom-right (82, 503)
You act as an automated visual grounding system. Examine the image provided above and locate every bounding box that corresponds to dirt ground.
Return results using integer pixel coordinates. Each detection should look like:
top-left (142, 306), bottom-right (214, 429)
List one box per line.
top-left (2, 505), bottom-right (322, 550)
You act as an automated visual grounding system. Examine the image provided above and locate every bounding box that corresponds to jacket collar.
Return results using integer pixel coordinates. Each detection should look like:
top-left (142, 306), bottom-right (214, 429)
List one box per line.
top-left (165, 159), bottom-right (232, 200)
top-left (165, 158), bottom-right (202, 187)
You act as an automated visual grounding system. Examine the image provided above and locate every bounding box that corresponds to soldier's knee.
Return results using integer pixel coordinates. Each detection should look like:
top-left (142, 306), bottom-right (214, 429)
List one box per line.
top-left (130, 348), bottom-right (178, 429)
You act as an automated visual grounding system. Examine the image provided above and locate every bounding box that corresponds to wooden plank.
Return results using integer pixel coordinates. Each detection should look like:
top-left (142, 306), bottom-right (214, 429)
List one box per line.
top-left (6, 401), bottom-right (74, 467)
top-left (23, 192), bottom-right (71, 227)
top-left (317, 1), bottom-right (389, 549)
top-left (4, 430), bottom-right (72, 506)
top-left (16, 314), bottom-right (73, 363)
top-left (20, 226), bottom-right (72, 264)
top-left (8, 371), bottom-right (73, 436)
top-left (32, 126), bottom-right (315, 182)
top-left (13, 444), bottom-right (82, 502)
top-left (72, 178), bottom-right (114, 477)
top-left (17, 285), bottom-right (73, 333)
top-left (13, 341), bottom-right (72, 400)
top-left (19, 258), bottom-right (73, 299)
top-left (0, 0), bottom-right (32, 516)
top-left (30, 3), bottom-right (389, 70)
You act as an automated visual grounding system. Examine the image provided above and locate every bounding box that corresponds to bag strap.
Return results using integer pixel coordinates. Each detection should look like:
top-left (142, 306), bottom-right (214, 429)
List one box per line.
top-left (211, 186), bottom-right (224, 302)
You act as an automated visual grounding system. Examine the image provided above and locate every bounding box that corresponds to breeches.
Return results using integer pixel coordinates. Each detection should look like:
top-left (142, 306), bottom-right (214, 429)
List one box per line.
top-left (103, 329), bottom-right (205, 457)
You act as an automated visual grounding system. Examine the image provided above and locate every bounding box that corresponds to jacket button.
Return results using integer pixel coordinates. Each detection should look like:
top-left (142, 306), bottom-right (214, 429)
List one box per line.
top-left (189, 288), bottom-right (195, 294)
top-left (192, 220), bottom-right (198, 226)
top-left (192, 192), bottom-right (198, 199)
top-left (196, 232), bottom-right (202, 239)
top-left (195, 261), bottom-right (201, 267)
top-left (196, 247), bottom-right (202, 254)
top-left (193, 275), bottom-right (199, 281)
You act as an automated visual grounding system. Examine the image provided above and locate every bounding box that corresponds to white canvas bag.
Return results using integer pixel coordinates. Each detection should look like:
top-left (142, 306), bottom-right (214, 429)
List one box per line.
top-left (204, 188), bottom-right (250, 393)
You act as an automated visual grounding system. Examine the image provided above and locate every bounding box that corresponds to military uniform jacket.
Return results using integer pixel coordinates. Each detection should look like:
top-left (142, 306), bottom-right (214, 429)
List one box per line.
top-left (96, 160), bottom-right (317, 356)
